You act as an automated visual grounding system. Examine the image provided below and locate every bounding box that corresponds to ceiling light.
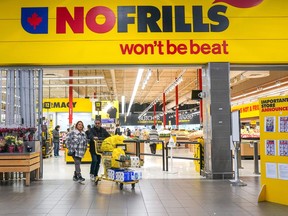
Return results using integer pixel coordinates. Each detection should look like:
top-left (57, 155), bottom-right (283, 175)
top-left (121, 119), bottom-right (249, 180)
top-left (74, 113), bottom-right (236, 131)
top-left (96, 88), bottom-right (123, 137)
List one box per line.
top-left (121, 95), bottom-right (125, 115)
top-left (231, 82), bottom-right (288, 106)
top-left (164, 75), bottom-right (183, 94)
top-left (127, 68), bottom-right (144, 116)
top-left (43, 76), bottom-right (104, 80)
top-left (141, 69), bottom-right (152, 90)
top-left (43, 84), bottom-right (106, 88)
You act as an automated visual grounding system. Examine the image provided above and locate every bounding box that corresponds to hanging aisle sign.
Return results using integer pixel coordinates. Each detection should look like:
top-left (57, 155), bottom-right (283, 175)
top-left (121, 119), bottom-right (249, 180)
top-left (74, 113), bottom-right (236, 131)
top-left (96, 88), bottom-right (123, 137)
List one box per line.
top-left (0, 0), bottom-right (287, 65)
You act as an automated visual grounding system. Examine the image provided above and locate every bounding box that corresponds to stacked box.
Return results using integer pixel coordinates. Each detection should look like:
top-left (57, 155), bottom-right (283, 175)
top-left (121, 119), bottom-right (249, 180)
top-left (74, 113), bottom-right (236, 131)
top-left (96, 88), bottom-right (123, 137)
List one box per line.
top-left (130, 156), bottom-right (140, 167)
top-left (132, 170), bottom-right (142, 180)
top-left (107, 168), bottom-right (123, 180)
top-left (116, 170), bottom-right (134, 182)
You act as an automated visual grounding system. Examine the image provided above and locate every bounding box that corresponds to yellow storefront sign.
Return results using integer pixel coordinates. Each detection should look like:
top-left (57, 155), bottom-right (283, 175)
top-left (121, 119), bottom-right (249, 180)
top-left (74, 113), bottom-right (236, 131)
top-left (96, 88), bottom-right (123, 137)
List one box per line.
top-left (231, 102), bottom-right (259, 119)
top-left (43, 98), bottom-right (92, 112)
top-left (0, 0), bottom-right (287, 65)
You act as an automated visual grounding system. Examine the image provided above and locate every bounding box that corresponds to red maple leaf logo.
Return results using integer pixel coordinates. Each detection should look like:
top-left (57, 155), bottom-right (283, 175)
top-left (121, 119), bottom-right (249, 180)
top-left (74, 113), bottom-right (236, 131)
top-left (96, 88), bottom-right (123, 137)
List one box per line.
top-left (27, 12), bottom-right (42, 30)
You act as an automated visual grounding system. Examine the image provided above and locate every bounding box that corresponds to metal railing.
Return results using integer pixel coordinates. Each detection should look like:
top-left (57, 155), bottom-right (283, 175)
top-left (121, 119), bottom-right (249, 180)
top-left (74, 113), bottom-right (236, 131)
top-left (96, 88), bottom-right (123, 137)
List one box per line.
top-left (165, 141), bottom-right (203, 173)
top-left (137, 139), bottom-right (166, 171)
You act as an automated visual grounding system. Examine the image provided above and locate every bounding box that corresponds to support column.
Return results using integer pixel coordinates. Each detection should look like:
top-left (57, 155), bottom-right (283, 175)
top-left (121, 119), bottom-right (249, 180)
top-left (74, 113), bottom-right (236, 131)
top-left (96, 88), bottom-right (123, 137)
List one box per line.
top-left (198, 69), bottom-right (203, 125)
top-left (202, 63), bottom-right (233, 179)
top-left (68, 70), bottom-right (73, 128)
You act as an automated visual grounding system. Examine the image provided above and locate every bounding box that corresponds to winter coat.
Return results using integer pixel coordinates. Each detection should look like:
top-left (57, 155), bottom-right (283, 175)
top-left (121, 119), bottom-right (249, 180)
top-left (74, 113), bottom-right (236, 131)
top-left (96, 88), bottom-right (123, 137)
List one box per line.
top-left (66, 129), bottom-right (87, 158)
top-left (87, 126), bottom-right (111, 154)
top-left (52, 129), bottom-right (60, 143)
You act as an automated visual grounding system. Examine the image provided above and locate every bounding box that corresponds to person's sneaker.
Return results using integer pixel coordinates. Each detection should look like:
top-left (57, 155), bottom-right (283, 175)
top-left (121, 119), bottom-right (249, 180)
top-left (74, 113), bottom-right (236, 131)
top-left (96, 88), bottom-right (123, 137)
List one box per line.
top-left (77, 174), bottom-right (85, 183)
top-left (73, 171), bottom-right (78, 181)
top-left (90, 174), bottom-right (95, 181)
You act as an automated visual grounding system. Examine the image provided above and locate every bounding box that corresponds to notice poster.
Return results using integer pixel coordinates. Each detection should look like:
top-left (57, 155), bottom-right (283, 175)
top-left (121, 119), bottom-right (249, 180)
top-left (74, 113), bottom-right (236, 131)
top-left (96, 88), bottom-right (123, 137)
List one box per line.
top-left (278, 140), bottom-right (288, 156)
top-left (266, 140), bottom-right (276, 156)
top-left (265, 116), bottom-right (275, 132)
top-left (266, 163), bottom-right (277, 179)
top-left (259, 96), bottom-right (288, 205)
top-left (279, 116), bottom-right (288, 132)
top-left (278, 164), bottom-right (288, 180)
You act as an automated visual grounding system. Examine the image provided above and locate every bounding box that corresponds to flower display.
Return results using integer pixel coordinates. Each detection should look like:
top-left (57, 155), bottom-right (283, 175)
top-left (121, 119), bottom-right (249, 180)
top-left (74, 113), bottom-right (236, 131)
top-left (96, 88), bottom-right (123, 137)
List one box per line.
top-left (4, 135), bottom-right (16, 145)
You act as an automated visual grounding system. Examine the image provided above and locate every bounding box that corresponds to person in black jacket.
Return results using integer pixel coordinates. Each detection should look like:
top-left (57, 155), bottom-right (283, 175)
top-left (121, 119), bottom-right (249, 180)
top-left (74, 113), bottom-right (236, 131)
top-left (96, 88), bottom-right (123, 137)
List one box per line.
top-left (114, 124), bottom-right (122, 135)
top-left (87, 119), bottom-right (110, 181)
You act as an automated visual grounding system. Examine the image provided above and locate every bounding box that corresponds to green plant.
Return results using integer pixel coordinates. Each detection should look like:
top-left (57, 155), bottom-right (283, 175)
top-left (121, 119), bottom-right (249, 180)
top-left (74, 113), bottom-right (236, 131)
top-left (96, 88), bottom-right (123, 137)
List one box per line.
top-left (15, 139), bottom-right (24, 146)
top-left (4, 135), bottom-right (16, 145)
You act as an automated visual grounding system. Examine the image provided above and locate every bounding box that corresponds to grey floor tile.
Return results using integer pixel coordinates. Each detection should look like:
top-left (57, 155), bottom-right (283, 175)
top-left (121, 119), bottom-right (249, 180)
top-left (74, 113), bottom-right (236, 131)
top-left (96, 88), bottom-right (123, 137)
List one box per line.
top-left (1, 157), bottom-right (288, 216)
top-left (67, 208), bottom-right (89, 216)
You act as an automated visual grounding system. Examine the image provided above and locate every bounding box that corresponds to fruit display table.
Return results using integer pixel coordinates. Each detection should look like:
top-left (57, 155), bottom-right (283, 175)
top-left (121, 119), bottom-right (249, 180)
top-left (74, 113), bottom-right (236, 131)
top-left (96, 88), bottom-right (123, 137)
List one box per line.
top-left (0, 152), bottom-right (40, 186)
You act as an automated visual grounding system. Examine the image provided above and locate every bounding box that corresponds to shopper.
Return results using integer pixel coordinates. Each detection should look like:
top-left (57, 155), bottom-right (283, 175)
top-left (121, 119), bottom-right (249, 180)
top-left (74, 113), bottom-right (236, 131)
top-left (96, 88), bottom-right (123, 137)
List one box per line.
top-left (66, 121), bottom-right (88, 183)
top-left (87, 119), bottom-right (110, 181)
top-left (85, 125), bottom-right (91, 137)
top-left (126, 128), bottom-right (131, 137)
top-left (52, 125), bottom-right (60, 157)
top-left (114, 124), bottom-right (122, 135)
top-left (149, 125), bottom-right (159, 154)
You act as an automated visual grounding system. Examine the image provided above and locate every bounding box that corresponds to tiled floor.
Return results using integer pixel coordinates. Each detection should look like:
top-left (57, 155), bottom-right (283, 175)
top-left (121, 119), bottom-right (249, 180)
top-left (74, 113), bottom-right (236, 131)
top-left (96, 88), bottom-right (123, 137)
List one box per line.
top-left (1, 147), bottom-right (288, 216)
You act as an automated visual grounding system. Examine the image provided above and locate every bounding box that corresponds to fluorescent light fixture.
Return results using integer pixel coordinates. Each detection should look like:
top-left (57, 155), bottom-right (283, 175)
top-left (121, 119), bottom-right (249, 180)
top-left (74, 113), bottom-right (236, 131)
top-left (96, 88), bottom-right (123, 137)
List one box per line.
top-left (43, 84), bottom-right (106, 88)
top-left (121, 95), bottom-right (125, 114)
top-left (43, 76), bottom-right (104, 80)
top-left (126, 68), bottom-right (144, 116)
top-left (231, 82), bottom-right (288, 106)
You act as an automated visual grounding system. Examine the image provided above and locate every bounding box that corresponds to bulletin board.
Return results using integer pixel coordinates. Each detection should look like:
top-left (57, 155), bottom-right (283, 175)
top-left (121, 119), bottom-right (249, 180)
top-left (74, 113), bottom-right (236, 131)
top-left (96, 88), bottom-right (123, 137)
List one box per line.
top-left (258, 96), bottom-right (288, 205)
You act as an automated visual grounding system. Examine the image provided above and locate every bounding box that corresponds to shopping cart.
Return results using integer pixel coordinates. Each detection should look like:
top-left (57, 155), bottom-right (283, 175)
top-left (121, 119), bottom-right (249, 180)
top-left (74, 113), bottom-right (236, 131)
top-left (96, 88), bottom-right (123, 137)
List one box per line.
top-left (94, 140), bottom-right (140, 190)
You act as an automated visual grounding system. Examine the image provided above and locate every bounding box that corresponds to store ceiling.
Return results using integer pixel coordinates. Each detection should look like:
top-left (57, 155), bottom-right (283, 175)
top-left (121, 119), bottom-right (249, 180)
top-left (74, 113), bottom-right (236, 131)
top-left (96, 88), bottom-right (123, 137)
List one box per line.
top-left (43, 67), bottom-right (199, 106)
top-left (43, 68), bottom-right (288, 107)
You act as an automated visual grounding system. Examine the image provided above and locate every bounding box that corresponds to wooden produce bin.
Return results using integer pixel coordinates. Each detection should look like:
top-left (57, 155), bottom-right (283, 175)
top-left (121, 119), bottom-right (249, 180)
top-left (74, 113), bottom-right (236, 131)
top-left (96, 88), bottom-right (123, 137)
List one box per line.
top-left (0, 152), bottom-right (40, 186)
top-left (240, 138), bottom-right (260, 159)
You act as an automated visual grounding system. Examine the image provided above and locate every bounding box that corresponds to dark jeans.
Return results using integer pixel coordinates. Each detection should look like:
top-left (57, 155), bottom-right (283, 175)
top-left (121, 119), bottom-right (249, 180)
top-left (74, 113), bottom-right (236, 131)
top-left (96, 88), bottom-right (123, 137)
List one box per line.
top-left (90, 152), bottom-right (101, 177)
top-left (53, 142), bottom-right (59, 156)
top-left (150, 143), bottom-right (156, 154)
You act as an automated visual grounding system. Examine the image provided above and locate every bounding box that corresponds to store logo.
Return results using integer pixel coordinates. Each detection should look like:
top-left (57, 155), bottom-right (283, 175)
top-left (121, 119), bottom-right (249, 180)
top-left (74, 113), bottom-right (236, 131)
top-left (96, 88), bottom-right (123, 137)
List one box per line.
top-left (21, 1), bottom-right (264, 35)
top-left (43, 102), bottom-right (77, 109)
top-left (213, 0), bottom-right (263, 8)
top-left (43, 102), bottom-right (51, 109)
top-left (21, 7), bottom-right (48, 34)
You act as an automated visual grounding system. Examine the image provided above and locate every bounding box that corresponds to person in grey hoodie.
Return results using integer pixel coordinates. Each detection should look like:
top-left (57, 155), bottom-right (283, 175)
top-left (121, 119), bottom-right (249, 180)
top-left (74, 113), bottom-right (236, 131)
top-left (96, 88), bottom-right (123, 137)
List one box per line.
top-left (52, 125), bottom-right (60, 157)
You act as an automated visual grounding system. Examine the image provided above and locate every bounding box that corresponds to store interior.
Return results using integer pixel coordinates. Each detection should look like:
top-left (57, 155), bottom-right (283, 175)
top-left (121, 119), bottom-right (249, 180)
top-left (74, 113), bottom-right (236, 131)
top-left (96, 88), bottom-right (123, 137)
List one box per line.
top-left (39, 67), bottom-right (288, 180)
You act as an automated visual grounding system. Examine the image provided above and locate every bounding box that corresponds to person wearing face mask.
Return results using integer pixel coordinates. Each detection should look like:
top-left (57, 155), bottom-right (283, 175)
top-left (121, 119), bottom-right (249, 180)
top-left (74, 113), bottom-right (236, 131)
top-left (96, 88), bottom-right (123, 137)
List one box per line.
top-left (87, 119), bottom-right (111, 181)
top-left (66, 121), bottom-right (88, 183)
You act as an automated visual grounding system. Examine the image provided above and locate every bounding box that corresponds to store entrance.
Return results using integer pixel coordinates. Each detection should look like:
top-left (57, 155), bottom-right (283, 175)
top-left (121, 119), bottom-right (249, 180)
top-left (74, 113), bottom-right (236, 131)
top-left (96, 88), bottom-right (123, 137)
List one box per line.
top-left (41, 66), bottom-right (204, 180)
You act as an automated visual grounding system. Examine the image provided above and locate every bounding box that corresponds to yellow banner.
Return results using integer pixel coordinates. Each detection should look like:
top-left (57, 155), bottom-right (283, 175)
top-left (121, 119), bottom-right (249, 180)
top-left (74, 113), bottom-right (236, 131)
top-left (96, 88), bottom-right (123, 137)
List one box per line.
top-left (231, 102), bottom-right (259, 119)
top-left (0, 0), bottom-right (287, 65)
top-left (43, 98), bottom-right (92, 112)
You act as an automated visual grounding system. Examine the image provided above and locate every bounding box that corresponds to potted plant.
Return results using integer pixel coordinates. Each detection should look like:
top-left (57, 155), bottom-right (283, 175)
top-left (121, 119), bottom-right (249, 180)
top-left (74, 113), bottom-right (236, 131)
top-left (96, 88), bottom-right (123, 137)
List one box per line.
top-left (4, 135), bottom-right (16, 153)
top-left (0, 138), bottom-right (5, 152)
top-left (15, 139), bottom-right (24, 153)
